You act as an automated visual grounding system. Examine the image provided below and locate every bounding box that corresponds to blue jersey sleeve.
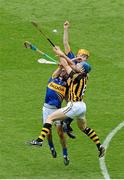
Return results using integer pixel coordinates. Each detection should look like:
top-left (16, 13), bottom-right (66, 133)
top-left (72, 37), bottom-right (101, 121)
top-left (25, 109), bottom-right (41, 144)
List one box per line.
top-left (67, 51), bottom-right (75, 59)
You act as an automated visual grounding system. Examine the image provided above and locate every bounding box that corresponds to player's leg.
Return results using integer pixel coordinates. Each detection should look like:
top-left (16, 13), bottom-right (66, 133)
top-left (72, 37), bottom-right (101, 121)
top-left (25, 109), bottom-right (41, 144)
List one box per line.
top-left (42, 105), bottom-right (57, 157)
top-left (29, 104), bottom-right (57, 157)
top-left (30, 101), bottom-right (84, 146)
top-left (56, 123), bottom-right (69, 165)
top-left (30, 108), bottom-right (68, 146)
top-left (47, 129), bottom-right (57, 158)
top-left (63, 118), bottom-right (76, 139)
top-left (77, 118), bottom-right (105, 158)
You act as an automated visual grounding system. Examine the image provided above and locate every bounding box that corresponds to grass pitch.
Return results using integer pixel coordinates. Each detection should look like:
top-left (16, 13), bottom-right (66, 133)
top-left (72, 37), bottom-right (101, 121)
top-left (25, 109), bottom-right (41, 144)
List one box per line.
top-left (0, 0), bottom-right (124, 178)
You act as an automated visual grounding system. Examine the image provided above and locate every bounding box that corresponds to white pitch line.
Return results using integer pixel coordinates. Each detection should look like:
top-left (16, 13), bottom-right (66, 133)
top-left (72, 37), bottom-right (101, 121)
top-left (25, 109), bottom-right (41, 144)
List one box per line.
top-left (99, 121), bottom-right (124, 180)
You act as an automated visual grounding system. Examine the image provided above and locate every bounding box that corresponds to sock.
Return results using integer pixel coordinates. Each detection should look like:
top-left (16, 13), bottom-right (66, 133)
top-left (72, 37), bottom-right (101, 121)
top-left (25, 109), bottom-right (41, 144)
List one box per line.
top-left (83, 127), bottom-right (101, 149)
top-left (63, 148), bottom-right (68, 157)
top-left (48, 140), bottom-right (54, 150)
top-left (37, 123), bottom-right (52, 143)
top-left (63, 118), bottom-right (73, 133)
top-left (64, 117), bottom-right (73, 125)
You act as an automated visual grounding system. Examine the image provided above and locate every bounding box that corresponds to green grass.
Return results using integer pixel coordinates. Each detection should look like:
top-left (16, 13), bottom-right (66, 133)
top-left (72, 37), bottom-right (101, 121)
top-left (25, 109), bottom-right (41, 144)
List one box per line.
top-left (0, 0), bottom-right (124, 178)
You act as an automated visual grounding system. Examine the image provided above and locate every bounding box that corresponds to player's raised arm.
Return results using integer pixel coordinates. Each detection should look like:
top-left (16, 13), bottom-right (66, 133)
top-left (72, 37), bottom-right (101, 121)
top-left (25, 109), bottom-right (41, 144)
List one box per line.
top-left (63, 21), bottom-right (71, 54)
top-left (53, 46), bottom-right (84, 73)
top-left (53, 46), bottom-right (73, 65)
top-left (52, 65), bottom-right (63, 78)
top-left (59, 57), bottom-right (72, 75)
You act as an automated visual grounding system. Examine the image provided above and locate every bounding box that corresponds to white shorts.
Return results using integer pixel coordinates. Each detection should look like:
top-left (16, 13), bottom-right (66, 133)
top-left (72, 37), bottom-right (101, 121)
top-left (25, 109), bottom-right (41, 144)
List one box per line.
top-left (42, 103), bottom-right (61, 126)
top-left (60, 101), bottom-right (86, 120)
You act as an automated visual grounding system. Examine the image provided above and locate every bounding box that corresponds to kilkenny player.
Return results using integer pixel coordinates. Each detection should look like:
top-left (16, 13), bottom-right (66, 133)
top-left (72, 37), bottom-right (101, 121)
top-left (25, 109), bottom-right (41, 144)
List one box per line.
top-left (29, 46), bottom-right (105, 159)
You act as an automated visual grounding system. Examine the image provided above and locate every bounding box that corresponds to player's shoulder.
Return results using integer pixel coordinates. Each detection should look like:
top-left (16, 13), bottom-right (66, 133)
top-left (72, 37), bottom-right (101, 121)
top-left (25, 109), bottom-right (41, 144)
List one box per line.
top-left (66, 50), bottom-right (75, 59)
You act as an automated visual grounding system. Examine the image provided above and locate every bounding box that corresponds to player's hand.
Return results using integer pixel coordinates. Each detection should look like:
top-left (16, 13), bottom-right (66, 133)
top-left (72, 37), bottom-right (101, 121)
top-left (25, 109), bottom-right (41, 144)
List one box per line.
top-left (60, 57), bottom-right (68, 67)
top-left (58, 63), bottom-right (63, 68)
top-left (53, 46), bottom-right (65, 57)
top-left (76, 63), bottom-right (85, 73)
top-left (64, 21), bottom-right (70, 29)
top-left (75, 57), bottom-right (85, 63)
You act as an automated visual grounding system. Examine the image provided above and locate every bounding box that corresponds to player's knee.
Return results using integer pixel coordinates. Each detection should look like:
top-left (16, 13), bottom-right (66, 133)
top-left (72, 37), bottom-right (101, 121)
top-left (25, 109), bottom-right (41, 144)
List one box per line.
top-left (47, 115), bottom-right (54, 124)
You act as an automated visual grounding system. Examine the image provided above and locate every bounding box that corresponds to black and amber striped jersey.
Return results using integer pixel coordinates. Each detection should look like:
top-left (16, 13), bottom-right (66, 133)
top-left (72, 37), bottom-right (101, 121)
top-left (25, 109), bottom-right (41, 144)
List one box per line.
top-left (67, 71), bottom-right (88, 102)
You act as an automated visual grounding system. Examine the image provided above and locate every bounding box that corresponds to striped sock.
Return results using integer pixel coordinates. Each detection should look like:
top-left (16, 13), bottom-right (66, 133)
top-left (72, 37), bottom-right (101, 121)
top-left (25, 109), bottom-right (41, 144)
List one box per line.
top-left (83, 127), bottom-right (101, 149)
top-left (37, 123), bottom-right (52, 143)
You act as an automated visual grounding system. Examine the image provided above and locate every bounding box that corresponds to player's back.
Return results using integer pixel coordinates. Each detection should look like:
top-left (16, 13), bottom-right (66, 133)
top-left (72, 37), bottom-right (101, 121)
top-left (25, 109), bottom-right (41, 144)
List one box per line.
top-left (45, 77), bottom-right (67, 108)
top-left (67, 71), bottom-right (88, 102)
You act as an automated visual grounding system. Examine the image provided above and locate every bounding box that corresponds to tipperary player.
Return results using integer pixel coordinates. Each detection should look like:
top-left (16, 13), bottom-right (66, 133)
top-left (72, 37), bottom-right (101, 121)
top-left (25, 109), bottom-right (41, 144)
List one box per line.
top-left (42, 66), bottom-right (70, 165)
top-left (29, 46), bottom-right (105, 159)
top-left (27, 65), bottom-right (69, 165)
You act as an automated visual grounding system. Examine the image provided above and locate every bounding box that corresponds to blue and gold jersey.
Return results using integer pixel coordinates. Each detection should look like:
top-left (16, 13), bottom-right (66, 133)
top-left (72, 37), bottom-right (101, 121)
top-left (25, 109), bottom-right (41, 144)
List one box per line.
top-left (45, 77), bottom-right (67, 108)
top-left (67, 51), bottom-right (77, 65)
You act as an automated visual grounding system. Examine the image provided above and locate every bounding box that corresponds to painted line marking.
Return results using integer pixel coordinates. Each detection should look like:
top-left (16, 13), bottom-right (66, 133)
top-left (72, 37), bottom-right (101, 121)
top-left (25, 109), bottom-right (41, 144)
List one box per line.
top-left (99, 121), bottom-right (124, 180)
